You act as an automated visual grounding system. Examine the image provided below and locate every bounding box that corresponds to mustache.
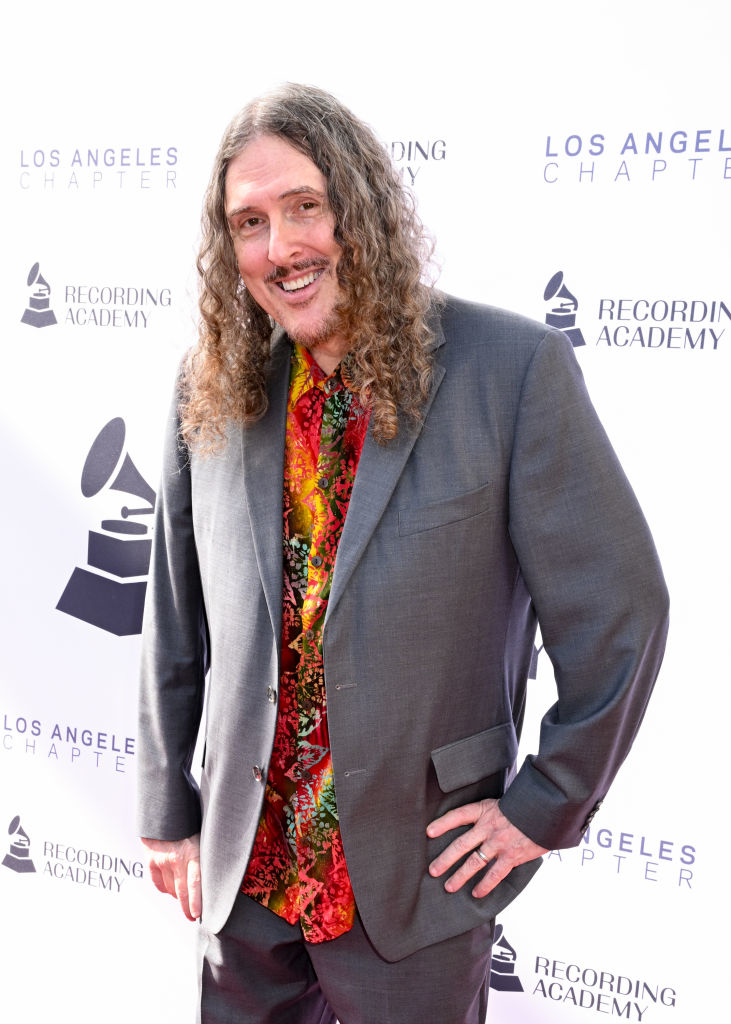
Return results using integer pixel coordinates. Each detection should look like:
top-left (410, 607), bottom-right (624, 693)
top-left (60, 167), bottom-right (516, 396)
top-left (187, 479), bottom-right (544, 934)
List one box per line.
top-left (265, 258), bottom-right (330, 285)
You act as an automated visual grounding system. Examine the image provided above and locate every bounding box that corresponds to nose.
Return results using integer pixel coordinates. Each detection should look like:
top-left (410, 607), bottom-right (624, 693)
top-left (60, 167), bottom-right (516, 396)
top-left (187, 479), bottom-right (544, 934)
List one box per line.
top-left (267, 215), bottom-right (302, 267)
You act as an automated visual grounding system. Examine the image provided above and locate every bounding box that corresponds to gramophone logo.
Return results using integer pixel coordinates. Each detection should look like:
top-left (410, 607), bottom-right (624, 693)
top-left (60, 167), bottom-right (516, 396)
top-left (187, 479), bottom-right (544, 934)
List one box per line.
top-left (56, 417), bottom-right (155, 636)
top-left (544, 271), bottom-right (585, 347)
top-left (489, 925), bottom-right (524, 993)
top-left (20, 262), bottom-right (57, 328)
top-left (2, 816), bottom-right (36, 874)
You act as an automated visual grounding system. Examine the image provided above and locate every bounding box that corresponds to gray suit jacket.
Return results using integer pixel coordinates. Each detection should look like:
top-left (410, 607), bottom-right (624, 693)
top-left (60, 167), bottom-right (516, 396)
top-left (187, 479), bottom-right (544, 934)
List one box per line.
top-left (137, 296), bottom-right (668, 962)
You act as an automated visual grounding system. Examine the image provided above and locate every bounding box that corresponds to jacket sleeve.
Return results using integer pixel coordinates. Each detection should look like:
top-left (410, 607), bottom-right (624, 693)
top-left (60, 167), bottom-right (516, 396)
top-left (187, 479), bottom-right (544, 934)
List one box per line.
top-left (498, 330), bottom-right (669, 850)
top-left (136, 377), bottom-right (208, 840)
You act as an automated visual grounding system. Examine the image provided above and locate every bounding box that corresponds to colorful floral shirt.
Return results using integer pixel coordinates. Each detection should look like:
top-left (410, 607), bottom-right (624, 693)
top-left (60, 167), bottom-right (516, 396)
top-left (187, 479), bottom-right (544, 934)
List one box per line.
top-left (241, 343), bottom-right (370, 943)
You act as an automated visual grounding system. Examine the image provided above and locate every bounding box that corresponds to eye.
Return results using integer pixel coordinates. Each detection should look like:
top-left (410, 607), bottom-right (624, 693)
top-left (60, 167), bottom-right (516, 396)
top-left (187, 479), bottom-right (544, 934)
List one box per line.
top-left (232, 215), bottom-right (264, 238)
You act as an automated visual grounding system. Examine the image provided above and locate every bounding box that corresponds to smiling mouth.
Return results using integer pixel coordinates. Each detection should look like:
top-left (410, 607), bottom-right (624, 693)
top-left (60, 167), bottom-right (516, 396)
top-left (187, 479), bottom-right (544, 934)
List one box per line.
top-left (277, 269), bottom-right (325, 292)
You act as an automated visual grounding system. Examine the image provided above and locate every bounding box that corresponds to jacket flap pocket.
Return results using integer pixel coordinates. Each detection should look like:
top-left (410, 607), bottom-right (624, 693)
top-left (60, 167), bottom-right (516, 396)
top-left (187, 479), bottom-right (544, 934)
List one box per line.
top-left (398, 482), bottom-right (490, 536)
top-left (431, 721), bottom-right (518, 793)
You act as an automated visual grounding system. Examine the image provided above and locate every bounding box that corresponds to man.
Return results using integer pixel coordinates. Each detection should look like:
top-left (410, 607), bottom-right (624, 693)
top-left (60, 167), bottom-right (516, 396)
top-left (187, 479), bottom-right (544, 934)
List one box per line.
top-left (137, 84), bottom-right (669, 1023)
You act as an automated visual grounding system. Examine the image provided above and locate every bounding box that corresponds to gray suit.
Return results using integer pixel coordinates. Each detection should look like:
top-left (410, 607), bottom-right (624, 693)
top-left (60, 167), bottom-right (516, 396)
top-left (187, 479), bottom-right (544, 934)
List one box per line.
top-left (137, 296), bottom-right (668, 963)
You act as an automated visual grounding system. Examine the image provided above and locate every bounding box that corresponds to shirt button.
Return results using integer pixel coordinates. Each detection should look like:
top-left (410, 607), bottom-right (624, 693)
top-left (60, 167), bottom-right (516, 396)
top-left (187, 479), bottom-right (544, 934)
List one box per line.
top-left (305, 629), bottom-right (315, 641)
top-left (252, 765), bottom-right (263, 782)
top-left (311, 555), bottom-right (323, 568)
top-left (266, 686), bottom-right (277, 704)
top-left (317, 476), bottom-right (329, 489)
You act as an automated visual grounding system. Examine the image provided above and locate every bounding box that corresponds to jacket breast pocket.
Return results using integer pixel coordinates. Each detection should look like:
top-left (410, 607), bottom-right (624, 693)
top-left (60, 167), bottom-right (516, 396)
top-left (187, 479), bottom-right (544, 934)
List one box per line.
top-left (430, 721), bottom-right (518, 793)
top-left (397, 482), bottom-right (491, 536)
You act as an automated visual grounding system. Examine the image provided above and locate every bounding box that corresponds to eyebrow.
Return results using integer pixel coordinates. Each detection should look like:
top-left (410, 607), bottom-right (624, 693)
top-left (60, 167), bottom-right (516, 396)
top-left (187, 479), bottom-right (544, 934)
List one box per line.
top-left (227, 186), bottom-right (326, 223)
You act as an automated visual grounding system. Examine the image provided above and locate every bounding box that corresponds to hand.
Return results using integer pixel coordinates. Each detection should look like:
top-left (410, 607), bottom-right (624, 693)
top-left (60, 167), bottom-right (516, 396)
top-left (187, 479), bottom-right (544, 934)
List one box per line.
top-left (427, 799), bottom-right (547, 898)
top-left (141, 833), bottom-right (202, 922)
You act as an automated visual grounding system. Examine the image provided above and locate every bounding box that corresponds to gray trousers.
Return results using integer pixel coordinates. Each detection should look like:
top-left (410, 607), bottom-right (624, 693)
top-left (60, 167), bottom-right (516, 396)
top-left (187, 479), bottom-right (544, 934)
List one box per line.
top-left (198, 893), bottom-right (494, 1024)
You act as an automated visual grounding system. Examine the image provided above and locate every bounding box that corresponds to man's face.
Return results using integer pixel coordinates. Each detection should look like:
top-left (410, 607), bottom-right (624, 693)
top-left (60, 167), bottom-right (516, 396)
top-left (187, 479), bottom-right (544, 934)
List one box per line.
top-left (224, 134), bottom-right (347, 355)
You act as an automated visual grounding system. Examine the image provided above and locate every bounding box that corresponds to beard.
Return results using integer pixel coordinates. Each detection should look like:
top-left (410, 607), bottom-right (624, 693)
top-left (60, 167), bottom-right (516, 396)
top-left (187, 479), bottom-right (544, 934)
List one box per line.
top-left (263, 259), bottom-right (347, 352)
top-left (285, 307), bottom-right (343, 350)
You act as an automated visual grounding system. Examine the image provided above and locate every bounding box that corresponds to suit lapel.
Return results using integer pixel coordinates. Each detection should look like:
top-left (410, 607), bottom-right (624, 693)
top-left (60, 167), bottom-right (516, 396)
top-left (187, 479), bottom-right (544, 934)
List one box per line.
top-left (327, 316), bottom-right (446, 622)
top-left (240, 309), bottom-right (447, 633)
top-left (240, 330), bottom-right (290, 642)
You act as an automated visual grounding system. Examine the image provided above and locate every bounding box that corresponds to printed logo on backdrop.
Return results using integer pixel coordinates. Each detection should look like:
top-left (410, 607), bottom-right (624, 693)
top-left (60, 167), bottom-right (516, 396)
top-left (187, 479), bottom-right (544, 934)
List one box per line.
top-left (596, 296), bottom-right (727, 351)
top-left (491, 931), bottom-right (678, 1020)
top-left (489, 925), bottom-right (525, 992)
top-left (544, 271), bottom-right (586, 347)
top-left (20, 262), bottom-right (57, 328)
top-left (538, 272), bottom-right (728, 352)
top-left (388, 137), bottom-right (447, 186)
top-left (1, 813), bottom-right (142, 893)
top-left (18, 145), bottom-right (178, 191)
top-left (2, 712), bottom-right (134, 775)
top-left (56, 417), bottom-right (156, 636)
top-left (542, 127), bottom-right (731, 183)
top-left (2, 816), bottom-right (36, 874)
top-left (19, 263), bottom-right (172, 330)
top-left (548, 823), bottom-right (696, 889)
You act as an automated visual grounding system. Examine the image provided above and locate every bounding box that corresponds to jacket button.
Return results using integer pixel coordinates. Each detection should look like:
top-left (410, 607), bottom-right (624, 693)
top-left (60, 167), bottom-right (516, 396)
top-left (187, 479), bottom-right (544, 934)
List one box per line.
top-left (266, 686), bottom-right (277, 704)
top-left (252, 765), bottom-right (263, 782)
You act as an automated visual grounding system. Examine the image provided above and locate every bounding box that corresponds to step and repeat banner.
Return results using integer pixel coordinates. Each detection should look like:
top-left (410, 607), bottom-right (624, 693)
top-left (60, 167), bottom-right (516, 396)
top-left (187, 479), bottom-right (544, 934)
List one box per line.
top-left (1, 3), bottom-right (726, 1022)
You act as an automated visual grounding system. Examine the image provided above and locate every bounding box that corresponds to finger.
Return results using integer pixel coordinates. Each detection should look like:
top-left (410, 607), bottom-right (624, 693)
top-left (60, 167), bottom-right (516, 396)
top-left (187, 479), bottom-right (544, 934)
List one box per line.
top-left (426, 801), bottom-right (484, 839)
top-left (442, 848), bottom-right (498, 894)
top-left (428, 824), bottom-right (486, 877)
top-left (148, 861), bottom-right (169, 895)
top-left (187, 857), bottom-right (202, 920)
top-left (149, 859), bottom-right (177, 899)
top-left (173, 863), bottom-right (193, 921)
top-left (471, 858), bottom-right (512, 898)
top-left (160, 859), bottom-right (182, 900)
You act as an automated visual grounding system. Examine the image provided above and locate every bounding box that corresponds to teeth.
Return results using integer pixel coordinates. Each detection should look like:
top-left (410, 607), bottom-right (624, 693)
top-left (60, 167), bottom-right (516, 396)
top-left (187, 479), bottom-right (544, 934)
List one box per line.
top-left (280, 270), bottom-right (321, 292)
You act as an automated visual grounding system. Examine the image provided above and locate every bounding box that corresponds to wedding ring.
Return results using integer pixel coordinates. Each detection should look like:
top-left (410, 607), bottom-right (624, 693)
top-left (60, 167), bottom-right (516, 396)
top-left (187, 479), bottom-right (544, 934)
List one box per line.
top-left (475, 848), bottom-right (489, 863)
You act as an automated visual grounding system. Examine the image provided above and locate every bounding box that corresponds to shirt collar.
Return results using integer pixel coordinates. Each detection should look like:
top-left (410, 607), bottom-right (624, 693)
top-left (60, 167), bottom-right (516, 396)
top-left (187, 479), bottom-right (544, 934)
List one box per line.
top-left (290, 342), bottom-right (356, 408)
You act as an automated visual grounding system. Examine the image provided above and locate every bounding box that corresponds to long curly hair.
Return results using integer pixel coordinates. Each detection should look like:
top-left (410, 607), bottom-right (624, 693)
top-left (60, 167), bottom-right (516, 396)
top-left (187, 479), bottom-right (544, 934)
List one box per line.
top-left (180, 83), bottom-right (438, 451)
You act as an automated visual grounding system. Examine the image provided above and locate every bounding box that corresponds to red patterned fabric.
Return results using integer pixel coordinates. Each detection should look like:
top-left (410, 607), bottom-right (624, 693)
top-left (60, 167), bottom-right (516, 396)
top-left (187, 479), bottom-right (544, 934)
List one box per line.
top-left (241, 344), bottom-right (370, 942)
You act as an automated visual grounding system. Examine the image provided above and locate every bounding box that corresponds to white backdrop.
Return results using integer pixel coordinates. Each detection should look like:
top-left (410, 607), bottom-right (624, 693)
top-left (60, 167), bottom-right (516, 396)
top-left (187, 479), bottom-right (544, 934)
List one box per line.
top-left (1, 2), bottom-right (727, 1021)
